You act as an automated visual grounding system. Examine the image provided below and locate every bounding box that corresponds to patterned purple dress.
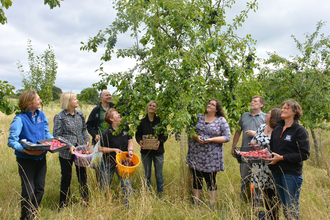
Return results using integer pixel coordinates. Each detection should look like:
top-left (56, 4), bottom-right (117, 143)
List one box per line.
top-left (186, 114), bottom-right (231, 173)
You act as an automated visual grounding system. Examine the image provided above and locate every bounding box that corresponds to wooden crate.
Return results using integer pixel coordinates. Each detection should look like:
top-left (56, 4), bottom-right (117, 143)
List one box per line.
top-left (143, 138), bottom-right (158, 150)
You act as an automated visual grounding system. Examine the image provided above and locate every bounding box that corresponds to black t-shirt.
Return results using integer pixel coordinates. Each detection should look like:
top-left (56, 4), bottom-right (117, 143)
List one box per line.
top-left (100, 125), bottom-right (132, 164)
top-left (135, 114), bottom-right (168, 156)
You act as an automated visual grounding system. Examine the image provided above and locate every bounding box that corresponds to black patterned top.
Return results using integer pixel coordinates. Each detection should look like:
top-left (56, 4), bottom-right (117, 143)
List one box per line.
top-left (251, 124), bottom-right (270, 147)
top-left (250, 124), bottom-right (274, 190)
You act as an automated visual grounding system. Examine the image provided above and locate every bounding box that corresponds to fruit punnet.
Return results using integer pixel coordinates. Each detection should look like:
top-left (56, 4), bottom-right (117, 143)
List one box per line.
top-left (144, 134), bottom-right (157, 139)
top-left (237, 150), bottom-right (271, 159)
top-left (43, 139), bottom-right (66, 150)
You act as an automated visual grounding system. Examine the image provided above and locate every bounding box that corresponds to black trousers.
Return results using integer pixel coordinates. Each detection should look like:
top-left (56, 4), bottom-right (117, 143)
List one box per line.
top-left (17, 156), bottom-right (47, 220)
top-left (191, 168), bottom-right (217, 191)
top-left (59, 156), bottom-right (88, 208)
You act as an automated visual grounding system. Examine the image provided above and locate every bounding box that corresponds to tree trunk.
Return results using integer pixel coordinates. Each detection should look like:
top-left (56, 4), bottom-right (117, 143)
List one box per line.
top-left (310, 129), bottom-right (320, 164)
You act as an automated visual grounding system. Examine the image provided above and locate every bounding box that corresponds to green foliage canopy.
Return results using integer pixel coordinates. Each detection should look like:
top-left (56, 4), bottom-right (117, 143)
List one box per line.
top-left (77, 87), bottom-right (99, 105)
top-left (52, 85), bottom-right (62, 101)
top-left (0, 80), bottom-right (18, 115)
top-left (81, 0), bottom-right (262, 135)
top-left (259, 21), bottom-right (330, 130)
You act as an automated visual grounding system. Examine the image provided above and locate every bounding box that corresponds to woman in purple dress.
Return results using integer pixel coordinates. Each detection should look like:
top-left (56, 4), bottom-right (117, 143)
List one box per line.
top-left (186, 99), bottom-right (231, 208)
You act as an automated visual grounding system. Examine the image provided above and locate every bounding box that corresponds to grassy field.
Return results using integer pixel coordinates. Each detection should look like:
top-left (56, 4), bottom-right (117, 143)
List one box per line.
top-left (0, 105), bottom-right (329, 219)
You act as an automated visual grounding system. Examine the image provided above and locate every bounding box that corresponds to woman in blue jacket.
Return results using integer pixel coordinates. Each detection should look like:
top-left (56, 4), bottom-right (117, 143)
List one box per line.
top-left (8, 90), bottom-right (53, 220)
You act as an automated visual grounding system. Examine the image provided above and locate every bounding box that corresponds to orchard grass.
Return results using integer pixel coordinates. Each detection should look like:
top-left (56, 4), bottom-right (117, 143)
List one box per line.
top-left (0, 106), bottom-right (330, 219)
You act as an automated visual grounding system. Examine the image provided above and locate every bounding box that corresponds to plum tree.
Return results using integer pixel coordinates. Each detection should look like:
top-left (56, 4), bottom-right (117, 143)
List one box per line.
top-left (259, 21), bottom-right (330, 163)
top-left (80, 0), bottom-right (262, 136)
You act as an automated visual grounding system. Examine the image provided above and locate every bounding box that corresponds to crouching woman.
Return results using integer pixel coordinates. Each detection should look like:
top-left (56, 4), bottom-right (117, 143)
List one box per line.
top-left (98, 108), bottom-right (134, 208)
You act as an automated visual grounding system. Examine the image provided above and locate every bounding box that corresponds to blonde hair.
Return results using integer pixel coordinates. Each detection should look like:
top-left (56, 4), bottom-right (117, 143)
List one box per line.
top-left (60, 92), bottom-right (76, 110)
top-left (146, 100), bottom-right (158, 113)
top-left (18, 90), bottom-right (37, 111)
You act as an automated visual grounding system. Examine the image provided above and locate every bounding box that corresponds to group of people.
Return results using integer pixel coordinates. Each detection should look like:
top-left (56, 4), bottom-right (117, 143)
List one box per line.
top-left (8, 90), bottom-right (310, 220)
top-left (7, 90), bottom-right (167, 219)
top-left (230, 96), bottom-right (310, 220)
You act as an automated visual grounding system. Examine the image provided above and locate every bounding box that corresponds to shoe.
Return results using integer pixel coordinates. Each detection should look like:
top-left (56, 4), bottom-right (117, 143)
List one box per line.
top-left (192, 199), bottom-right (201, 206)
top-left (258, 211), bottom-right (266, 220)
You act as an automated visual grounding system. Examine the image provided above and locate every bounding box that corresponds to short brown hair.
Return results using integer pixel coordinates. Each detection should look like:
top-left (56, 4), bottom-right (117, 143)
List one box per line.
top-left (281, 99), bottom-right (303, 121)
top-left (18, 90), bottom-right (37, 111)
top-left (252, 95), bottom-right (265, 109)
top-left (104, 108), bottom-right (117, 125)
top-left (269, 108), bottom-right (281, 129)
top-left (60, 92), bottom-right (76, 110)
top-left (146, 100), bottom-right (157, 113)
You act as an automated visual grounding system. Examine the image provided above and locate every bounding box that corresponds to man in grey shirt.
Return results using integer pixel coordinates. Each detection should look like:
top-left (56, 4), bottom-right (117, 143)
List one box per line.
top-left (231, 96), bottom-right (266, 200)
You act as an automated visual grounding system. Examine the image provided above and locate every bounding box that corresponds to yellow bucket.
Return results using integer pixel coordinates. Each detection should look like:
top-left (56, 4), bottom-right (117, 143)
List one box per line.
top-left (116, 152), bottom-right (140, 178)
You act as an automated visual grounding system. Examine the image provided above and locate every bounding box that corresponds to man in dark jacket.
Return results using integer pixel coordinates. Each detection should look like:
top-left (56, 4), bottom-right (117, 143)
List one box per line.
top-left (87, 90), bottom-right (115, 145)
top-left (86, 90), bottom-right (115, 181)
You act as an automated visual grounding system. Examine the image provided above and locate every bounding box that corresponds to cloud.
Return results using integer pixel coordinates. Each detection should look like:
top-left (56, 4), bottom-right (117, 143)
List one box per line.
top-left (1, 0), bottom-right (330, 95)
top-left (227, 0), bottom-right (330, 58)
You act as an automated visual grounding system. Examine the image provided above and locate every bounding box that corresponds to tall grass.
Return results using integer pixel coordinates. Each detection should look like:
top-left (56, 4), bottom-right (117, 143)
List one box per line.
top-left (0, 105), bottom-right (329, 219)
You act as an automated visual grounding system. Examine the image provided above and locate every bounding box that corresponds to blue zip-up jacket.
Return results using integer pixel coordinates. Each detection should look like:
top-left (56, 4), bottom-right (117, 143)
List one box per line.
top-left (8, 109), bottom-right (53, 160)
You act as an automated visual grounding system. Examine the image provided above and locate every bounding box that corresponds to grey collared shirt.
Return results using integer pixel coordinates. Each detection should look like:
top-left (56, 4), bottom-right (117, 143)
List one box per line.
top-left (53, 110), bottom-right (90, 160)
top-left (238, 111), bottom-right (266, 150)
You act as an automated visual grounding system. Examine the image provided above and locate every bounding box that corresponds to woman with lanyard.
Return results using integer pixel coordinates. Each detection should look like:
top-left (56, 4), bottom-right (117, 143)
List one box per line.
top-left (8, 90), bottom-right (53, 220)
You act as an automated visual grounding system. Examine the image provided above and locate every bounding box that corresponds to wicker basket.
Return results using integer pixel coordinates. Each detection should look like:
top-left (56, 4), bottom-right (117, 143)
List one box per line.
top-left (142, 138), bottom-right (158, 150)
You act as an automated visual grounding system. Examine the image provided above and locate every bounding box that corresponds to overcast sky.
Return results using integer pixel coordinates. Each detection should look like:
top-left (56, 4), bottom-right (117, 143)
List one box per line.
top-left (1, 0), bottom-right (329, 95)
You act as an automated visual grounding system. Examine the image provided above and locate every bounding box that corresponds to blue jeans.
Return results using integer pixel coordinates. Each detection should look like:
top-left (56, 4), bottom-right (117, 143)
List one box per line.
top-left (100, 161), bottom-right (133, 207)
top-left (141, 153), bottom-right (164, 194)
top-left (272, 172), bottom-right (303, 219)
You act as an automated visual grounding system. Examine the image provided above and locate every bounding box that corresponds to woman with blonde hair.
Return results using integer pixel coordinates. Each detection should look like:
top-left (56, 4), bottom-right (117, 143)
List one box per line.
top-left (8, 90), bottom-right (53, 219)
top-left (135, 101), bottom-right (168, 196)
top-left (53, 92), bottom-right (90, 210)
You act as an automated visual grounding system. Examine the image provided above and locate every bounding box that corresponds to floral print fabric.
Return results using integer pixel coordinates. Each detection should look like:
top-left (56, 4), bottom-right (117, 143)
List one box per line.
top-left (186, 114), bottom-right (231, 173)
top-left (250, 124), bottom-right (274, 189)
top-left (251, 124), bottom-right (269, 147)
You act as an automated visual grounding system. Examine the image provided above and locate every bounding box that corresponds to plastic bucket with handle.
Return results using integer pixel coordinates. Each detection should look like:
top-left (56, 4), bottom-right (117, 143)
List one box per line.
top-left (116, 152), bottom-right (140, 178)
